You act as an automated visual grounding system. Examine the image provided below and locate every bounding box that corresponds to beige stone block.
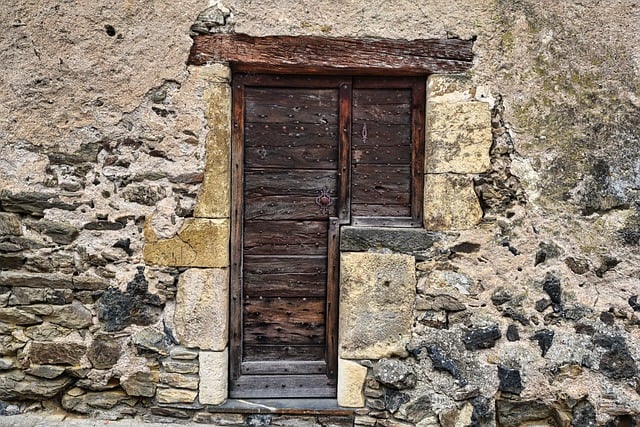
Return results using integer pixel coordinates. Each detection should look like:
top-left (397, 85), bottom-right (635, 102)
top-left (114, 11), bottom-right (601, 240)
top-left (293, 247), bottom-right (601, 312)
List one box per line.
top-left (337, 358), bottom-right (367, 408)
top-left (423, 174), bottom-right (483, 231)
top-left (191, 63), bottom-right (231, 84)
top-left (339, 253), bottom-right (415, 359)
top-left (195, 83), bottom-right (231, 218)
top-left (143, 218), bottom-right (229, 267)
top-left (426, 102), bottom-right (492, 174)
top-left (174, 268), bottom-right (228, 351)
top-left (199, 348), bottom-right (227, 405)
top-left (427, 74), bottom-right (473, 103)
top-left (156, 387), bottom-right (197, 404)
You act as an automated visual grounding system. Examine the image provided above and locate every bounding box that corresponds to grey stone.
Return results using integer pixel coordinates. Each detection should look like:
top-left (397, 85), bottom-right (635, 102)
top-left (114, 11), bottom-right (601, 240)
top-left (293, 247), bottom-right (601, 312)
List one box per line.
top-left (0, 370), bottom-right (73, 399)
top-left (0, 254), bottom-right (25, 269)
top-left (497, 365), bottom-right (523, 394)
top-left (120, 370), bottom-right (159, 397)
top-left (44, 301), bottom-right (92, 328)
top-left (340, 226), bottom-right (441, 254)
top-left (416, 294), bottom-right (466, 312)
top-left (571, 400), bottom-right (597, 427)
top-left (162, 360), bottom-right (198, 374)
top-left (61, 387), bottom-right (137, 413)
top-left (598, 337), bottom-right (637, 379)
top-left (169, 346), bottom-right (198, 360)
top-left (383, 388), bottom-right (410, 413)
top-left (83, 221), bottom-right (124, 231)
top-left (506, 324), bottom-right (520, 341)
top-left (462, 324), bottom-right (501, 350)
top-left (27, 219), bottom-right (79, 245)
top-left (23, 341), bottom-right (86, 365)
top-left (0, 271), bottom-right (73, 288)
top-left (0, 190), bottom-right (83, 217)
top-left (490, 287), bottom-right (513, 306)
top-left (25, 364), bottom-right (66, 379)
top-left (132, 327), bottom-right (169, 355)
top-left (72, 274), bottom-right (110, 290)
top-left (0, 357), bottom-right (15, 370)
top-left (373, 359), bottom-right (416, 390)
top-left (564, 257), bottom-right (590, 275)
top-left (48, 142), bottom-right (101, 165)
top-left (121, 184), bottom-right (167, 206)
top-left (530, 329), bottom-right (554, 357)
top-left (87, 334), bottom-right (122, 369)
top-left (0, 307), bottom-right (42, 325)
top-left (75, 377), bottom-right (121, 391)
top-left (421, 344), bottom-right (466, 385)
top-left (24, 323), bottom-right (74, 341)
top-left (8, 287), bottom-right (72, 306)
top-left (495, 399), bottom-right (551, 427)
top-left (0, 213), bottom-right (22, 236)
top-left (0, 336), bottom-right (24, 355)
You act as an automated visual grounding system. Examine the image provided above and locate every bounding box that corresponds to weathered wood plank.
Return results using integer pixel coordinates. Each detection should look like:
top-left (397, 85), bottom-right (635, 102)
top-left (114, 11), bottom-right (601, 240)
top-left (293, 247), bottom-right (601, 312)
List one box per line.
top-left (189, 34), bottom-right (474, 75)
top-left (325, 218), bottom-right (339, 379)
top-left (244, 123), bottom-right (338, 169)
top-left (245, 87), bottom-right (339, 124)
top-left (410, 79), bottom-right (426, 224)
top-left (243, 297), bottom-right (326, 345)
top-left (244, 169), bottom-right (338, 197)
top-left (351, 204), bottom-right (411, 217)
top-left (244, 258), bottom-right (327, 298)
top-left (353, 88), bottom-right (413, 105)
top-left (241, 360), bottom-right (327, 375)
top-left (244, 220), bottom-right (328, 255)
top-left (243, 345), bottom-right (325, 361)
top-left (229, 374), bottom-right (336, 398)
top-left (244, 196), bottom-right (336, 220)
top-left (351, 122), bottom-right (411, 149)
top-left (351, 164), bottom-right (411, 205)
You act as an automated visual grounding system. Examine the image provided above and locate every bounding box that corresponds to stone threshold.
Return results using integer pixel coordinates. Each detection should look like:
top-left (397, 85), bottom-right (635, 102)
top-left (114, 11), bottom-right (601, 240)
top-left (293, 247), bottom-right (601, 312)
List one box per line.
top-left (205, 399), bottom-right (354, 416)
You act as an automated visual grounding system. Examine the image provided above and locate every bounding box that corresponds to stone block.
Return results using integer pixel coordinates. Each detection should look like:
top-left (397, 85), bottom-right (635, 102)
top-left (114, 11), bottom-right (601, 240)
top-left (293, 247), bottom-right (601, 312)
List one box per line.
top-left (423, 174), bottom-right (483, 231)
top-left (0, 213), bottom-right (22, 236)
top-left (191, 63), bottom-right (231, 84)
top-left (156, 387), bottom-right (198, 404)
top-left (23, 341), bottom-right (86, 365)
top-left (339, 253), bottom-right (415, 359)
top-left (195, 83), bottom-right (231, 219)
top-left (338, 359), bottom-right (367, 408)
top-left (0, 370), bottom-right (73, 400)
top-left (427, 75), bottom-right (473, 102)
top-left (198, 348), bottom-right (227, 405)
top-left (143, 218), bottom-right (229, 267)
top-left (174, 268), bottom-right (228, 351)
top-left (426, 102), bottom-right (492, 174)
top-left (340, 227), bottom-right (441, 254)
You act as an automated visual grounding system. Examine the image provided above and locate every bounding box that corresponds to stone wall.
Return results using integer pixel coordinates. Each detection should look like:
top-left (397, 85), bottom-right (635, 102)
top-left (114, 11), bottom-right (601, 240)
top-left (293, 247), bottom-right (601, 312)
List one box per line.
top-left (1, 0), bottom-right (639, 426)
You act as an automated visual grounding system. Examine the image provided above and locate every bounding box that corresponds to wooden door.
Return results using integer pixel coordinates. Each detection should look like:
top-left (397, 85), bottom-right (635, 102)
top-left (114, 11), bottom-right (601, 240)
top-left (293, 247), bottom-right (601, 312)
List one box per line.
top-left (230, 75), bottom-right (424, 399)
top-left (230, 75), bottom-right (348, 398)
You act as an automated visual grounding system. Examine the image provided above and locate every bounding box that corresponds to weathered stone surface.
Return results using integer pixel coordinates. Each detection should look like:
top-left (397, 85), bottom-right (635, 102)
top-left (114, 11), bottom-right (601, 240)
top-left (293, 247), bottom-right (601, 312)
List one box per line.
top-left (194, 83), bottom-right (231, 219)
top-left (25, 363), bottom-right (66, 379)
top-left (497, 365), bottom-right (523, 395)
top-left (373, 359), bottom-right (416, 390)
top-left (174, 268), bottom-right (228, 351)
top-left (530, 329), bottom-right (554, 357)
top-left (340, 253), bottom-right (415, 359)
top-left (23, 341), bottom-right (86, 365)
top-left (495, 399), bottom-right (552, 427)
top-left (8, 287), bottom-right (72, 306)
top-left (426, 102), bottom-right (492, 174)
top-left (132, 327), bottom-right (169, 356)
top-left (0, 271), bottom-right (72, 288)
top-left (0, 213), bottom-right (22, 236)
top-left (423, 174), bottom-right (483, 231)
top-left (120, 370), bottom-right (159, 397)
top-left (0, 190), bottom-right (82, 217)
top-left (156, 387), bottom-right (198, 404)
top-left (340, 227), bottom-right (441, 254)
top-left (121, 184), bottom-right (167, 206)
top-left (62, 387), bottom-right (137, 413)
top-left (0, 358), bottom-right (15, 370)
top-left (0, 307), bottom-right (42, 325)
top-left (0, 370), bottom-right (73, 399)
top-left (97, 267), bottom-right (162, 332)
top-left (162, 360), bottom-right (199, 374)
top-left (0, 335), bottom-right (25, 355)
top-left (44, 301), bottom-right (92, 328)
top-left (24, 323), bottom-right (74, 341)
top-left (438, 402), bottom-right (474, 427)
top-left (27, 219), bottom-right (79, 245)
top-left (462, 325), bottom-right (501, 350)
top-left (598, 336), bottom-right (637, 379)
top-left (83, 221), bottom-right (124, 231)
top-left (338, 358), bottom-right (367, 408)
top-left (169, 346), bottom-right (198, 360)
top-left (160, 372), bottom-right (199, 390)
top-left (199, 349), bottom-right (227, 405)
top-left (87, 334), bottom-right (122, 370)
top-left (420, 344), bottom-right (466, 385)
top-left (143, 218), bottom-right (229, 267)
top-left (564, 257), bottom-right (590, 275)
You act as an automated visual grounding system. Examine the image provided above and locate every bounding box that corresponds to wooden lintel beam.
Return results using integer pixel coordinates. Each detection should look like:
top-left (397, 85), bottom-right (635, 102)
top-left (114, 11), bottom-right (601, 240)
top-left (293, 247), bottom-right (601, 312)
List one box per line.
top-left (188, 33), bottom-right (474, 75)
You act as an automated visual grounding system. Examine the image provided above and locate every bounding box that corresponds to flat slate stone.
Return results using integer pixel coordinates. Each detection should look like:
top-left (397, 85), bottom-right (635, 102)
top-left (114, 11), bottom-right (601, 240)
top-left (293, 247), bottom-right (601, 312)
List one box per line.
top-left (340, 227), bottom-right (441, 254)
